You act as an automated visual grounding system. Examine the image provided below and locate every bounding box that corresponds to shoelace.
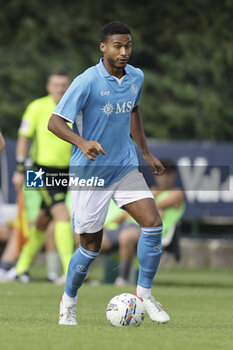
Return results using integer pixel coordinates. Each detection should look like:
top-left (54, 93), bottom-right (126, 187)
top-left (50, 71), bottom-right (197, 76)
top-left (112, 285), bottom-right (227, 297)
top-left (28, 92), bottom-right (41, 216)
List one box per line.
top-left (146, 296), bottom-right (163, 311)
top-left (64, 305), bottom-right (76, 322)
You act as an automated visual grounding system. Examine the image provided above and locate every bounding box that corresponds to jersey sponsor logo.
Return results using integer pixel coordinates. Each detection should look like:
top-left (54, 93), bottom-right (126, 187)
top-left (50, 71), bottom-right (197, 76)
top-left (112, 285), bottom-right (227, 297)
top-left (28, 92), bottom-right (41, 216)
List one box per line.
top-left (115, 101), bottom-right (135, 114)
top-left (100, 90), bottom-right (110, 96)
top-left (101, 101), bottom-right (135, 117)
top-left (101, 102), bottom-right (114, 116)
top-left (26, 168), bottom-right (45, 188)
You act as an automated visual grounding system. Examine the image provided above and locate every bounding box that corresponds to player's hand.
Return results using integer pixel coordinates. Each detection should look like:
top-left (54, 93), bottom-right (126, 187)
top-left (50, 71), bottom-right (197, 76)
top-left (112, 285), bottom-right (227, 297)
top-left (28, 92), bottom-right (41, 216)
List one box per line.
top-left (12, 171), bottom-right (25, 192)
top-left (143, 153), bottom-right (165, 176)
top-left (79, 140), bottom-right (106, 161)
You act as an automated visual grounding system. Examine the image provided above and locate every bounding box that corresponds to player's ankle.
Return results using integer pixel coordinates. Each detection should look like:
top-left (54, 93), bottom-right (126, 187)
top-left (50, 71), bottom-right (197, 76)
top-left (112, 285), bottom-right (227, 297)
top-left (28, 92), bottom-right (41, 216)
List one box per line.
top-left (62, 292), bottom-right (77, 306)
top-left (136, 285), bottom-right (151, 298)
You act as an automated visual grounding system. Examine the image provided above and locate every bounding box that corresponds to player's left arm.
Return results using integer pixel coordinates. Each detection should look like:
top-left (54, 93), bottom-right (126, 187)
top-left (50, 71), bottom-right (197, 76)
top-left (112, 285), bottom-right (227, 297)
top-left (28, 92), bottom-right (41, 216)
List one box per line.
top-left (130, 106), bottom-right (165, 175)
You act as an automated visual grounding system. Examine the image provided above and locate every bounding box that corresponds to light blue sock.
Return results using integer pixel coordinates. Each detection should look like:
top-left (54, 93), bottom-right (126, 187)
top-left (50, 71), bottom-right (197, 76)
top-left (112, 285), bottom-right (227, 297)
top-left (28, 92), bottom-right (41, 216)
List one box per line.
top-left (137, 226), bottom-right (163, 288)
top-left (65, 245), bottom-right (100, 297)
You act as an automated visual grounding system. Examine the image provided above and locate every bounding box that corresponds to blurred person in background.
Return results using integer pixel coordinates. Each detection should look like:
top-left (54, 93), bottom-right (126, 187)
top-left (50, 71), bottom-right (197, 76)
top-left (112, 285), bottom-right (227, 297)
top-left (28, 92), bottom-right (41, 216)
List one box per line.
top-left (10, 70), bottom-right (74, 283)
top-left (0, 131), bottom-right (6, 153)
top-left (151, 158), bottom-right (185, 260)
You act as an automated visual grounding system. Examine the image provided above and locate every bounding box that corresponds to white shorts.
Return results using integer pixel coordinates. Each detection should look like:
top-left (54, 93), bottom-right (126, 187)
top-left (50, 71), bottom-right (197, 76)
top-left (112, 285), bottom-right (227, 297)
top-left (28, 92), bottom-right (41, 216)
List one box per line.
top-left (72, 169), bottom-right (153, 234)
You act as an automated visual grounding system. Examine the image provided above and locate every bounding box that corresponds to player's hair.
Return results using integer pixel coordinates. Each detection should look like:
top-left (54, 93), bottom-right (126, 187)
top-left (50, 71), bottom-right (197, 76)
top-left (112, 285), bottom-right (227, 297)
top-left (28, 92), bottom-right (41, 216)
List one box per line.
top-left (101, 21), bottom-right (131, 42)
top-left (48, 69), bottom-right (70, 79)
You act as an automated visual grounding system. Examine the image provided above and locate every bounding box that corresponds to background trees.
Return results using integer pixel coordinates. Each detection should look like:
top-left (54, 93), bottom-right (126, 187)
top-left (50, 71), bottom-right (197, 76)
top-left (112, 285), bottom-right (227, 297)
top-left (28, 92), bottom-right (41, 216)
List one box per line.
top-left (0, 0), bottom-right (232, 140)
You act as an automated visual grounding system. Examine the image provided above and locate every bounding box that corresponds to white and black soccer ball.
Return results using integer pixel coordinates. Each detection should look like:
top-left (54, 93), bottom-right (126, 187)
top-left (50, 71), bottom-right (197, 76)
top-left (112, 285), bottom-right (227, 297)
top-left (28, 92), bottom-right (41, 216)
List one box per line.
top-left (106, 293), bottom-right (145, 327)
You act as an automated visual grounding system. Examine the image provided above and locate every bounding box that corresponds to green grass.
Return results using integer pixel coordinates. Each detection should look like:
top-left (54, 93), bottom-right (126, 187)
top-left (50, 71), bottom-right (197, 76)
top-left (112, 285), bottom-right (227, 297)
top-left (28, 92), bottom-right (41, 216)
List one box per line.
top-left (0, 266), bottom-right (232, 350)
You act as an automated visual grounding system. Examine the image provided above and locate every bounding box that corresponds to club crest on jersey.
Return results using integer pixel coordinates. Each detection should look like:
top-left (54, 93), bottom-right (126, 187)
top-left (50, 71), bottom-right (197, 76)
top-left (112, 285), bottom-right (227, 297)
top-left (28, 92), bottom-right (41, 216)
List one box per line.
top-left (131, 84), bottom-right (138, 94)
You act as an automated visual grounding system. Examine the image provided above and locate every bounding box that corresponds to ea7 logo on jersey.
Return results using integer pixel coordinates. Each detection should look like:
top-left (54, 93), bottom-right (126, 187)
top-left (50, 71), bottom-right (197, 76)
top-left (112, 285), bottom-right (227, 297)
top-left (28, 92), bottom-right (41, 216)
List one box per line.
top-left (115, 101), bottom-right (135, 114)
top-left (100, 90), bottom-right (110, 96)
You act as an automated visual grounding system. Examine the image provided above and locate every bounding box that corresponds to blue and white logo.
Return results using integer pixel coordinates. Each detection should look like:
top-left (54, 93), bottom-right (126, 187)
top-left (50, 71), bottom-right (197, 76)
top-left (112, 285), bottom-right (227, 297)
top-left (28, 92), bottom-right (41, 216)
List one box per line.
top-left (26, 168), bottom-right (45, 188)
top-left (131, 84), bottom-right (138, 94)
top-left (76, 265), bottom-right (87, 272)
top-left (101, 102), bottom-right (114, 117)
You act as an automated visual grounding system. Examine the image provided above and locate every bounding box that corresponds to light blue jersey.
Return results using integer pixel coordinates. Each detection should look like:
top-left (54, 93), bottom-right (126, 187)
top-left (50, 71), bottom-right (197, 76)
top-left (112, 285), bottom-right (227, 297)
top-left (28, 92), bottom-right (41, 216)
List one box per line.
top-left (54, 59), bottom-right (144, 186)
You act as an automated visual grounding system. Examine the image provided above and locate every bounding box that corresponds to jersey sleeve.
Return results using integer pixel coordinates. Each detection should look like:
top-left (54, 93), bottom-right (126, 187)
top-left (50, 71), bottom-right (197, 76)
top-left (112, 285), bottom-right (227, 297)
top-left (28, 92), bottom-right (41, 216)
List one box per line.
top-left (18, 101), bottom-right (39, 138)
top-left (135, 69), bottom-right (144, 106)
top-left (53, 74), bottom-right (90, 123)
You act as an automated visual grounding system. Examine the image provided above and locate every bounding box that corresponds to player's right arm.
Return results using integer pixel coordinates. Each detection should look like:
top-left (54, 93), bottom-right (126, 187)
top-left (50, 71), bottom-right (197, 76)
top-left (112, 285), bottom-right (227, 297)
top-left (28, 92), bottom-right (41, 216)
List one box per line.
top-left (49, 74), bottom-right (106, 161)
top-left (48, 114), bottom-right (106, 161)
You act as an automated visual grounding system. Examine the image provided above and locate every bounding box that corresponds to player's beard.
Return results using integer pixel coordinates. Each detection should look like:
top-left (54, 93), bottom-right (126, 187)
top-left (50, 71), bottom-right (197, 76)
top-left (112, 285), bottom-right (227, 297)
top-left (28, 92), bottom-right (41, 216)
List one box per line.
top-left (107, 56), bottom-right (127, 71)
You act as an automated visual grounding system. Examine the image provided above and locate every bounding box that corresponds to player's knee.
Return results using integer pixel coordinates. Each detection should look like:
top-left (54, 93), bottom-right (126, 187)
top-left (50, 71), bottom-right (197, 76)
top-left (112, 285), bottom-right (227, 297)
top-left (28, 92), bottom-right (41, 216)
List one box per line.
top-left (80, 231), bottom-right (103, 252)
top-left (83, 241), bottom-right (102, 252)
top-left (141, 217), bottom-right (162, 228)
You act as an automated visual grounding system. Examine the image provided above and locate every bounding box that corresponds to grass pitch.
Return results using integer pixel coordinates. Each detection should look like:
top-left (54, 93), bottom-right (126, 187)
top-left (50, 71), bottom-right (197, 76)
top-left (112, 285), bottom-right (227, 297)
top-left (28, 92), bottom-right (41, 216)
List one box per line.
top-left (0, 266), bottom-right (232, 350)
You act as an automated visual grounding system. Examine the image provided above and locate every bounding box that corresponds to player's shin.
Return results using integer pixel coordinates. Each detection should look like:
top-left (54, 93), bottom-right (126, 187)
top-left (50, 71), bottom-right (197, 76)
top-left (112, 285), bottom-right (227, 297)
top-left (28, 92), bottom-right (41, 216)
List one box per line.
top-left (136, 226), bottom-right (170, 323)
top-left (136, 226), bottom-right (163, 291)
top-left (65, 245), bottom-right (100, 298)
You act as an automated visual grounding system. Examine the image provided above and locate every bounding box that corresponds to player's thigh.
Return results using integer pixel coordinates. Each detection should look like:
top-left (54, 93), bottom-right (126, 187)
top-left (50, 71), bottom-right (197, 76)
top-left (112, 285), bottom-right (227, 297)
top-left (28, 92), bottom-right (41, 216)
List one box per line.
top-left (71, 189), bottom-right (113, 234)
top-left (123, 198), bottom-right (162, 227)
top-left (113, 170), bottom-right (161, 227)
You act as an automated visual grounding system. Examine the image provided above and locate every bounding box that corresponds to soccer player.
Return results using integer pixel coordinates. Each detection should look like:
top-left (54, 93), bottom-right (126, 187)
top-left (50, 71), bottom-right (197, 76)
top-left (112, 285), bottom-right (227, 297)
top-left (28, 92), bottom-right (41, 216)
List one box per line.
top-left (12, 70), bottom-right (74, 282)
top-left (0, 131), bottom-right (6, 153)
top-left (48, 21), bottom-right (170, 325)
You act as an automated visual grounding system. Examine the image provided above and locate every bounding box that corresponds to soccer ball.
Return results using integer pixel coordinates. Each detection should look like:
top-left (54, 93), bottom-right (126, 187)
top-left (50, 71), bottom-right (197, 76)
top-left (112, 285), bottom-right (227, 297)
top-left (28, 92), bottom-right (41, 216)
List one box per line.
top-left (106, 293), bottom-right (145, 327)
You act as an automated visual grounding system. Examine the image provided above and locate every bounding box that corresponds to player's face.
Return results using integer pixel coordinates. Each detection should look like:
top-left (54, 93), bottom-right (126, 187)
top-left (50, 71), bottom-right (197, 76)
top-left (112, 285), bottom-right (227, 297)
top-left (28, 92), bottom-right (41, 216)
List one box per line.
top-left (46, 75), bottom-right (70, 104)
top-left (100, 34), bottom-right (132, 70)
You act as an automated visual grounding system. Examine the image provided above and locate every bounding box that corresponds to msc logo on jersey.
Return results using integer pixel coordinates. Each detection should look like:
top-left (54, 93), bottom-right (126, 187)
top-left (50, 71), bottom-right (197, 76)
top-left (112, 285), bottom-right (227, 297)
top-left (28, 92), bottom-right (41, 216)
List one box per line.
top-left (26, 168), bottom-right (45, 188)
top-left (101, 101), bottom-right (135, 117)
top-left (101, 102), bottom-right (114, 117)
top-left (115, 101), bottom-right (135, 114)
